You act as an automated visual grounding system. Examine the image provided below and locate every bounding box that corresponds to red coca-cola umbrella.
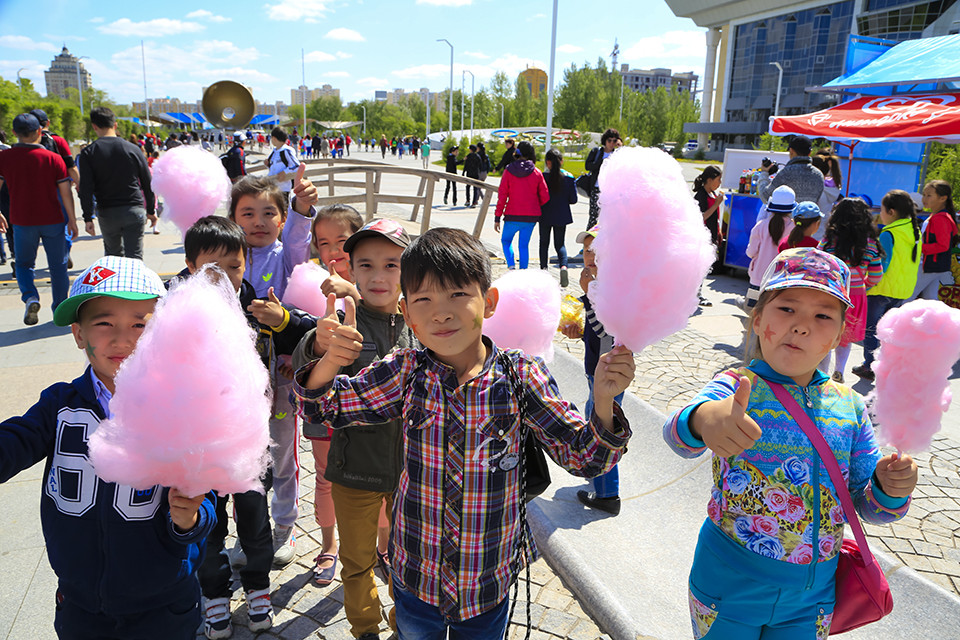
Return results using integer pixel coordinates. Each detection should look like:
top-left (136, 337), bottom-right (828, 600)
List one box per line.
top-left (769, 93), bottom-right (960, 195)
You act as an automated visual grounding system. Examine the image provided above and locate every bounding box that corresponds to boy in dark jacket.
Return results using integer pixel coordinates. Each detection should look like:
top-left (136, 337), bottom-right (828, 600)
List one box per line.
top-left (462, 144), bottom-right (482, 207)
top-left (0, 256), bottom-right (216, 640)
top-left (293, 218), bottom-right (418, 640)
top-left (444, 145), bottom-right (461, 206)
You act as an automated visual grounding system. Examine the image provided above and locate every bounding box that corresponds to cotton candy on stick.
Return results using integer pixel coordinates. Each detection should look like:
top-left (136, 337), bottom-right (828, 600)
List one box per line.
top-left (485, 269), bottom-right (561, 361)
top-left (283, 262), bottom-right (332, 316)
top-left (151, 145), bottom-right (231, 238)
top-left (870, 299), bottom-right (960, 454)
top-left (88, 266), bottom-right (272, 497)
top-left (590, 147), bottom-right (715, 352)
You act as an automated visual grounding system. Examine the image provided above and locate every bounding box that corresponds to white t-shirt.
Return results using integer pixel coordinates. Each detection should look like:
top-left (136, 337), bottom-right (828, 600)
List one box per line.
top-left (267, 144), bottom-right (299, 192)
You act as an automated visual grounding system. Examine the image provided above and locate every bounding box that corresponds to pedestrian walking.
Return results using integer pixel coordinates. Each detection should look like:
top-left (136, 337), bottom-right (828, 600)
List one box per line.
top-left (493, 141), bottom-right (549, 269)
top-left (538, 149), bottom-right (577, 285)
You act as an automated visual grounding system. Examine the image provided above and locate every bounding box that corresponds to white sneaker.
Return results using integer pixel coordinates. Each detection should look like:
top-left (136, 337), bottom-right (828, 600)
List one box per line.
top-left (204, 597), bottom-right (233, 639)
top-left (23, 299), bottom-right (40, 326)
top-left (245, 588), bottom-right (273, 632)
top-left (227, 542), bottom-right (246, 568)
top-left (272, 525), bottom-right (296, 568)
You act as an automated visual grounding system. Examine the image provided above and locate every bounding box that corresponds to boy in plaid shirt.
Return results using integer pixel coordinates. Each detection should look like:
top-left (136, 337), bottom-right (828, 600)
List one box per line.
top-left (294, 227), bottom-right (634, 638)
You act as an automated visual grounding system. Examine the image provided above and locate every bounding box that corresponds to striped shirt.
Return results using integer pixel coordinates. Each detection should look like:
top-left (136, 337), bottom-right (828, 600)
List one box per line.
top-left (294, 339), bottom-right (630, 620)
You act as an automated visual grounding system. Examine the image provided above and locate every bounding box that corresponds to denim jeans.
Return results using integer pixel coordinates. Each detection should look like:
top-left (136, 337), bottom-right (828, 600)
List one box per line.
top-left (13, 223), bottom-right (68, 310)
top-left (862, 295), bottom-right (901, 367)
top-left (393, 576), bottom-right (510, 640)
top-left (583, 374), bottom-right (623, 498)
top-left (97, 205), bottom-right (146, 259)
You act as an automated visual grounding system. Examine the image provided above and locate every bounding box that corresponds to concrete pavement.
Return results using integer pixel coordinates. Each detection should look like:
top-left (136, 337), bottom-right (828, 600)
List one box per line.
top-left (3, 146), bottom-right (960, 639)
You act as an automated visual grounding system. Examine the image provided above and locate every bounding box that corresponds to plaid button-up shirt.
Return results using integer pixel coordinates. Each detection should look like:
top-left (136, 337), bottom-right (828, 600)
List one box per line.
top-left (294, 339), bottom-right (630, 621)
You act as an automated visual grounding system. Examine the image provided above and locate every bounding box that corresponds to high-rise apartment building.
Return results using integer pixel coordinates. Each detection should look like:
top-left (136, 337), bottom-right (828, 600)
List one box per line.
top-left (291, 84), bottom-right (341, 105)
top-left (619, 66), bottom-right (699, 94)
top-left (44, 46), bottom-right (92, 99)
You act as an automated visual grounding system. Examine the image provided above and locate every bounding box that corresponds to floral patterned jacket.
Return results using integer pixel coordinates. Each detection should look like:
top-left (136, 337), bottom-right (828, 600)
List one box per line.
top-left (663, 360), bottom-right (911, 564)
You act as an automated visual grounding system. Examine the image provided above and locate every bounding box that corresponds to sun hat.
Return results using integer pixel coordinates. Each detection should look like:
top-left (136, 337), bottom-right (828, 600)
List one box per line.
top-left (575, 225), bottom-right (599, 244)
top-left (767, 186), bottom-right (797, 216)
top-left (794, 201), bottom-right (824, 220)
top-left (343, 218), bottom-right (411, 253)
top-left (54, 256), bottom-right (166, 326)
top-left (759, 247), bottom-right (852, 308)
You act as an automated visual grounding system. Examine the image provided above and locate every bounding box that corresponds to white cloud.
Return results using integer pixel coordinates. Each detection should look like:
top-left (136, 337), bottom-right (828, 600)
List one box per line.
top-left (186, 10), bottom-right (231, 23)
top-left (325, 71), bottom-right (349, 77)
top-left (305, 50), bottom-right (337, 63)
top-left (392, 64), bottom-right (451, 80)
top-left (97, 18), bottom-right (205, 36)
top-left (416, 0), bottom-right (471, 5)
top-left (556, 44), bottom-right (583, 54)
top-left (357, 77), bottom-right (388, 87)
top-left (265, 0), bottom-right (333, 23)
top-left (336, 51), bottom-right (352, 59)
top-left (206, 67), bottom-right (275, 82)
top-left (527, 12), bottom-right (546, 20)
top-left (325, 28), bottom-right (364, 42)
top-left (464, 51), bottom-right (490, 60)
top-left (0, 60), bottom-right (45, 88)
top-left (0, 35), bottom-right (58, 52)
top-left (89, 17), bottom-right (104, 23)
top-left (621, 30), bottom-right (705, 64)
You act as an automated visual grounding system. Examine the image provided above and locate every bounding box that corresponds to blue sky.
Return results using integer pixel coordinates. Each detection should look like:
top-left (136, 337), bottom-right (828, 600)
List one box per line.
top-left (0, 0), bottom-right (704, 107)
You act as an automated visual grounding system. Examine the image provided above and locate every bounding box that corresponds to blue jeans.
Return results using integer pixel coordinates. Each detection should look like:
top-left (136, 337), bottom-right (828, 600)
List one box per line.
top-left (584, 374), bottom-right (623, 498)
top-left (501, 220), bottom-right (535, 269)
top-left (13, 223), bottom-right (68, 310)
top-left (862, 294), bottom-right (901, 367)
top-left (393, 575), bottom-right (510, 640)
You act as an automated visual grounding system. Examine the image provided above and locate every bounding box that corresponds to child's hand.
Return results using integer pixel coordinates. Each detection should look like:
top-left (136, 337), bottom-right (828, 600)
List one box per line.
top-left (313, 293), bottom-right (341, 356)
top-left (874, 453), bottom-right (918, 498)
top-left (246, 287), bottom-right (286, 327)
top-left (690, 376), bottom-right (762, 457)
top-left (321, 272), bottom-right (359, 301)
top-left (560, 323), bottom-right (583, 339)
top-left (307, 296), bottom-right (363, 389)
top-left (292, 163), bottom-right (318, 214)
top-left (591, 345), bottom-right (636, 430)
top-left (168, 488), bottom-right (205, 532)
top-left (579, 269), bottom-right (594, 294)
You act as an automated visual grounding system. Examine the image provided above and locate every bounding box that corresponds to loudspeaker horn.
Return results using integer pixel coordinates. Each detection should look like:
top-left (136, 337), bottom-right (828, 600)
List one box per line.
top-left (202, 81), bottom-right (256, 130)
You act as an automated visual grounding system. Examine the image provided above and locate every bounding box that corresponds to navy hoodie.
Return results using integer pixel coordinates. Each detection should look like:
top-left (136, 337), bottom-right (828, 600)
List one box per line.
top-left (0, 369), bottom-right (216, 615)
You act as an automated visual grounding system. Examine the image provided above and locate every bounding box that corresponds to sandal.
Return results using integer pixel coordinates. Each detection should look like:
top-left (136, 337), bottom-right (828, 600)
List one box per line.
top-left (313, 553), bottom-right (338, 586)
top-left (377, 549), bottom-right (391, 579)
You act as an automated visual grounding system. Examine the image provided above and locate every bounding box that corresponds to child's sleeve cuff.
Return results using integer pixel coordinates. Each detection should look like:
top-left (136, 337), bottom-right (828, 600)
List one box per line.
top-left (676, 402), bottom-right (708, 448)
top-left (870, 474), bottom-right (910, 510)
top-left (588, 403), bottom-right (631, 450)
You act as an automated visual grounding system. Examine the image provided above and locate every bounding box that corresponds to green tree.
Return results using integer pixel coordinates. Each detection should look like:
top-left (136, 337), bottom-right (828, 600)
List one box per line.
top-left (307, 95), bottom-right (343, 121)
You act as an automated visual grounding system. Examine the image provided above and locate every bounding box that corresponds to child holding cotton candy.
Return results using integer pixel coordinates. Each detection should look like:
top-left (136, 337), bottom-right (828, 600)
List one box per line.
top-left (558, 226), bottom-right (625, 515)
top-left (664, 247), bottom-right (918, 639)
top-left (0, 256), bottom-right (217, 640)
top-left (292, 218), bottom-right (419, 634)
top-left (228, 168), bottom-right (318, 569)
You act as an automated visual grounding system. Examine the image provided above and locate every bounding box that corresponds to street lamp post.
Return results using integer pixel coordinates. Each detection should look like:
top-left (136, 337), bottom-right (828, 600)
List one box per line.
top-left (545, 0), bottom-right (558, 152)
top-left (361, 105), bottom-right (366, 135)
top-left (498, 102), bottom-right (504, 129)
top-left (437, 39), bottom-right (454, 140)
top-left (16, 68), bottom-right (25, 95)
top-left (770, 61), bottom-right (784, 117)
top-left (76, 56), bottom-right (89, 118)
top-left (619, 74), bottom-right (624, 123)
top-left (460, 71), bottom-right (466, 135)
top-left (464, 70), bottom-right (474, 140)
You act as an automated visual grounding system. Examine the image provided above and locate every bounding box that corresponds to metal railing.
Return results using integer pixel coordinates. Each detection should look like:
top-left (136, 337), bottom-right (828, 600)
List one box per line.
top-left (299, 158), bottom-right (497, 238)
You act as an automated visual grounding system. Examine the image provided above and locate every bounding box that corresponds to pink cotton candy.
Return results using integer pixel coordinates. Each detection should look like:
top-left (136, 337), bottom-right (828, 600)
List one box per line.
top-left (485, 269), bottom-right (561, 361)
top-left (869, 299), bottom-right (960, 453)
top-left (590, 147), bottom-right (715, 352)
top-left (152, 145), bottom-right (232, 239)
top-left (88, 266), bottom-right (272, 496)
top-left (282, 262), bottom-right (331, 316)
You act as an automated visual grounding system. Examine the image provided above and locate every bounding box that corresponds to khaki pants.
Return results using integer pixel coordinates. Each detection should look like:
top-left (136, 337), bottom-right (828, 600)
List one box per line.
top-left (331, 482), bottom-right (396, 636)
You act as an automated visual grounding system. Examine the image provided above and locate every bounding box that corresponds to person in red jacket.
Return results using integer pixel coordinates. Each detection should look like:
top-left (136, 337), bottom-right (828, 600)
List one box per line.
top-left (493, 141), bottom-right (549, 269)
top-left (912, 179), bottom-right (958, 300)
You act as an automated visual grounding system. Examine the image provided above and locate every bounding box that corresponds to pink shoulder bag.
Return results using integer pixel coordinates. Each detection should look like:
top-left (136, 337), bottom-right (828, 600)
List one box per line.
top-left (768, 382), bottom-right (893, 635)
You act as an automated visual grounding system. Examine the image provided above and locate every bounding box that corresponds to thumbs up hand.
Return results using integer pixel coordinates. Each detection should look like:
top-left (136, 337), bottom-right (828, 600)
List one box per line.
top-left (247, 287), bottom-right (286, 328)
top-left (306, 296), bottom-right (364, 389)
top-left (292, 163), bottom-right (318, 215)
top-left (689, 376), bottom-right (762, 458)
top-left (313, 293), bottom-right (341, 355)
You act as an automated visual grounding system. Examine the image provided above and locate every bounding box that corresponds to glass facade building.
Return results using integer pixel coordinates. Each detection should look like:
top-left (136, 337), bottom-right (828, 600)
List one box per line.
top-left (725, 1), bottom-right (856, 125)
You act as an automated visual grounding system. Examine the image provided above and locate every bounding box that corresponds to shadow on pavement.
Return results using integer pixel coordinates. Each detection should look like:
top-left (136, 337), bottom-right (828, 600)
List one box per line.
top-left (0, 321), bottom-right (71, 345)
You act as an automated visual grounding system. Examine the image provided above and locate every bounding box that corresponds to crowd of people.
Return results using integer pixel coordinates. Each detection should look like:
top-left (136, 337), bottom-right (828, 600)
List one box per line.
top-left (0, 106), bottom-right (945, 640)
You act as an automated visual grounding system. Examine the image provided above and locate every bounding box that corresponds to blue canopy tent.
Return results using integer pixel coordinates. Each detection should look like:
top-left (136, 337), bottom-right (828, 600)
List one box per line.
top-left (249, 114), bottom-right (281, 127)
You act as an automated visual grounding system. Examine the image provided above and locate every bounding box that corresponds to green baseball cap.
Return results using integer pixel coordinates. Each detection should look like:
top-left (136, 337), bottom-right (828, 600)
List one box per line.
top-left (54, 256), bottom-right (165, 326)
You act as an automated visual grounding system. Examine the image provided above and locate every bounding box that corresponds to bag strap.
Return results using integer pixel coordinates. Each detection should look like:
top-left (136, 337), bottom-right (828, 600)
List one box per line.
top-left (767, 382), bottom-right (876, 567)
